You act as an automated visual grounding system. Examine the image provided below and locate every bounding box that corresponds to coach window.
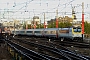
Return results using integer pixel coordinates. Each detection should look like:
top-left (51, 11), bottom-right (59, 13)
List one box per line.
top-left (16, 31), bottom-right (19, 33)
top-left (27, 31), bottom-right (33, 33)
top-left (51, 31), bottom-right (53, 34)
top-left (20, 31), bottom-right (25, 33)
top-left (45, 31), bottom-right (50, 34)
top-left (35, 31), bottom-right (41, 33)
top-left (12, 31), bottom-right (14, 33)
top-left (44, 31), bottom-right (46, 33)
top-left (48, 31), bottom-right (50, 34)
top-left (51, 31), bottom-right (56, 34)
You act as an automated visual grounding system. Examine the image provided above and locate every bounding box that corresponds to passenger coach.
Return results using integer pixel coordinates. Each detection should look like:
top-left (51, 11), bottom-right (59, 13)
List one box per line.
top-left (43, 28), bottom-right (58, 39)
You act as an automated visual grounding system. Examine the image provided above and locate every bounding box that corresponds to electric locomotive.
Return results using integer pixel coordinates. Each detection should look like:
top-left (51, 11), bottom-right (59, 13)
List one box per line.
top-left (58, 27), bottom-right (82, 41)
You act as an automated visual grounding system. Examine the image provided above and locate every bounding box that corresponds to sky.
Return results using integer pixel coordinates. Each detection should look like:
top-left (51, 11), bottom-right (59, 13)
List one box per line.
top-left (0, 0), bottom-right (90, 23)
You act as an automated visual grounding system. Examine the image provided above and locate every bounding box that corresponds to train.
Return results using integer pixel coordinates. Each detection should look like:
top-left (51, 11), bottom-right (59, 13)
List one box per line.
top-left (11, 27), bottom-right (83, 41)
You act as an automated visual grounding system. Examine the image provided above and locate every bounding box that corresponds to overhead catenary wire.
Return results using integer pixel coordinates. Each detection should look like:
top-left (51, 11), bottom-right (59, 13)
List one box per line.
top-left (0, 0), bottom-right (90, 22)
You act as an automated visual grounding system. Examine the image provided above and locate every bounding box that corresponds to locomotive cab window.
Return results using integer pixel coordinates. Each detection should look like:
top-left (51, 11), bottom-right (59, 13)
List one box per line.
top-left (73, 27), bottom-right (81, 32)
top-left (78, 28), bottom-right (81, 32)
top-left (73, 28), bottom-right (77, 32)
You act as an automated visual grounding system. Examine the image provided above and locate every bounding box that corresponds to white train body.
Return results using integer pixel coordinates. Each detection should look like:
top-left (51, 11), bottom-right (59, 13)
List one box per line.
top-left (43, 28), bottom-right (58, 38)
top-left (11, 27), bottom-right (83, 41)
top-left (58, 28), bottom-right (82, 40)
top-left (26, 29), bottom-right (34, 36)
top-left (34, 29), bottom-right (44, 37)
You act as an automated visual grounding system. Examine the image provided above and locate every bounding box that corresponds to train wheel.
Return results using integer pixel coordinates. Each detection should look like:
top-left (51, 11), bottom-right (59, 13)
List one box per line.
top-left (79, 38), bottom-right (83, 42)
top-left (49, 38), bottom-right (51, 42)
top-left (61, 38), bottom-right (64, 41)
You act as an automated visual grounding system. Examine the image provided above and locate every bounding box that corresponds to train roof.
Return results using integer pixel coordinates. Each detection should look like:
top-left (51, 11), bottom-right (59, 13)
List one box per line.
top-left (25, 29), bottom-right (34, 31)
top-left (33, 28), bottom-right (44, 30)
top-left (58, 28), bottom-right (72, 29)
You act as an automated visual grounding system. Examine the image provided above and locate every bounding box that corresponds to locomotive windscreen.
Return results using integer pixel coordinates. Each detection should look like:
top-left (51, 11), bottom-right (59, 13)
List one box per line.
top-left (73, 27), bottom-right (81, 32)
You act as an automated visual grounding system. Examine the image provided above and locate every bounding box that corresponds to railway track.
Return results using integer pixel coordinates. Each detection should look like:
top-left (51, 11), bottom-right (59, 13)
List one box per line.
top-left (7, 39), bottom-right (59, 60)
top-left (6, 36), bottom-right (90, 60)
top-left (12, 36), bottom-right (90, 48)
top-left (60, 41), bottom-right (90, 48)
top-left (9, 38), bottom-right (72, 59)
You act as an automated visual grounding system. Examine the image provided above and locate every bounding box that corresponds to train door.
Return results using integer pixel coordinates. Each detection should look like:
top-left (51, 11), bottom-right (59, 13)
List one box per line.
top-left (0, 28), bottom-right (2, 38)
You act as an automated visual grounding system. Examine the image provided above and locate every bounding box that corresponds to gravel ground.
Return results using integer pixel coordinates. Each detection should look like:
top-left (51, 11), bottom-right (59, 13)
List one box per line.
top-left (0, 42), bottom-right (12, 60)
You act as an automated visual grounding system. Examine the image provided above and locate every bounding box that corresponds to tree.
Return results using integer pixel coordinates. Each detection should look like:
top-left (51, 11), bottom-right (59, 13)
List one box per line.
top-left (58, 22), bottom-right (72, 28)
top-left (28, 24), bottom-right (31, 29)
top-left (64, 22), bottom-right (72, 28)
top-left (84, 21), bottom-right (90, 34)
